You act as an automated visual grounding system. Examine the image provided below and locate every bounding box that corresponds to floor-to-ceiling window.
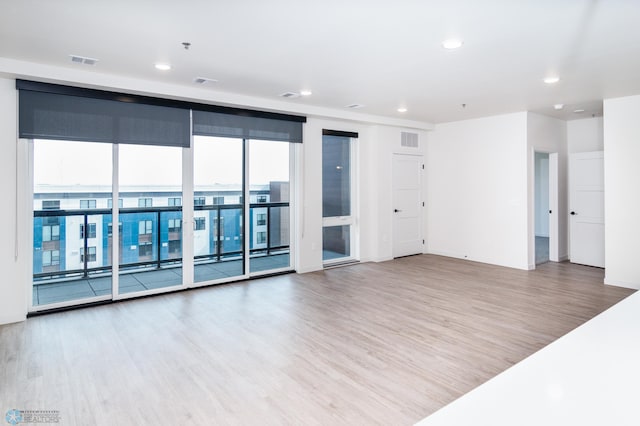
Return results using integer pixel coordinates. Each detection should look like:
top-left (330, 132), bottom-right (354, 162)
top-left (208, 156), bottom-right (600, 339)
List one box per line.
top-left (193, 136), bottom-right (245, 283)
top-left (322, 130), bottom-right (357, 265)
top-left (21, 80), bottom-right (303, 311)
top-left (32, 140), bottom-right (113, 306)
top-left (248, 139), bottom-right (292, 273)
top-left (118, 144), bottom-right (183, 294)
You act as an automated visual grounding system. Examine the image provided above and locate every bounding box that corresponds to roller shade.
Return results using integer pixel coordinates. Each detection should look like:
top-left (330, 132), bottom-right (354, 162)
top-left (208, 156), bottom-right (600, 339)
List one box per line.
top-left (18, 86), bottom-right (191, 147)
top-left (193, 110), bottom-right (303, 143)
top-left (17, 80), bottom-right (305, 146)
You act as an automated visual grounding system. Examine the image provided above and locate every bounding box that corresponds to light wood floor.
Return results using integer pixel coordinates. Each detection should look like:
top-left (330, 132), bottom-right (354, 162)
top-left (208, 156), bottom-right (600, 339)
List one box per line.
top-left (0, 255), bottom-right (634, 425)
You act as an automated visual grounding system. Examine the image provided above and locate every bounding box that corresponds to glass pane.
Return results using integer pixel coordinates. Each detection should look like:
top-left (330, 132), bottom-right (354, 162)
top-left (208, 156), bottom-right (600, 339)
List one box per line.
top-left (32, 140), bottom-right (112, 306)
top-left (249, 139), bottom-right (291, 273)
top-left (193, 136), bottom-right (244, 282)
top-left (118, 144), bottom-right (182, 294)
top-left (323, 225), bottom-right (351, 261)
top-left (322, 135), bottom-right (351, 218)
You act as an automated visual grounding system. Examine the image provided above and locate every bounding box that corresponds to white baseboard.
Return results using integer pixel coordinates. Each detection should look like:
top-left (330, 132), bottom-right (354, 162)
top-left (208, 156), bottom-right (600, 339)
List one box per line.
top-left (604, 277), bottom-right (640, 290)
top-left (296, 265), bottom-right (321, 274)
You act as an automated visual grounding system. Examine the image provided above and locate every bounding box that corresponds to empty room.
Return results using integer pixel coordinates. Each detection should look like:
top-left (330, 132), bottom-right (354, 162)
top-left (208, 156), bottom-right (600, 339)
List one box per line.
top-left (1, 1), bottom-right (640, 425)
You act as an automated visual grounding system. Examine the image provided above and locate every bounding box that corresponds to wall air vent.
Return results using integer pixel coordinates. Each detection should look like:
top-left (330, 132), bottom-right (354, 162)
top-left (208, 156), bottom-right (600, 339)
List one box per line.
top-left (401, 131), bottom-right (419, 148)
top-left (69, 55), bottom-right (98, 66)
top-left (279, 92), bottom-right (300, 98)
top-left (194, 77), bottom-right (218, 85)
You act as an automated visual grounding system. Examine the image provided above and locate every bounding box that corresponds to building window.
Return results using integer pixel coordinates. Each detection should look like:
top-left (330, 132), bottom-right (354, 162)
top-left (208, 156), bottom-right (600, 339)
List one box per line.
top-left (138, 242), bottom-right (153, 257)
top-left (80, 199), bottom-right (96, 209)
top-left (80, 246), bottom-right (97, 262)
top-left (256, 213), bottom-right (267, 226)
top-left (257, 195), bottom-right (267, 203)
top-left (168, 218), bottom-right (181, 233)
top-left (257, 231), bottom-right (267, 244)
top-left (194, 197), bottom-right (206, 206)
top-left (168, 240), bottom-right (181, 255)
top-left (139, 220), bottom-right (153, 235)
top-left (108, 198), bottom-right (124, 208)
top-left (42, 249), bottom-right (60, 266)
top-left (168, 197), bottom-right (182, 206)
top-left (107, 222), bottom-right (123, 237)
top-left (42, 200), bottom-right (60, 210)
top-left (212, 196), bottom-right (224, 205)
top-left (138, 198), bottom-right (153, 207)
top-left (42, 224), bottom-right (60, 242)
top-left (194, 217), bottom-right (206, 231)
top-left (79, 223), bottom-right (97, 239)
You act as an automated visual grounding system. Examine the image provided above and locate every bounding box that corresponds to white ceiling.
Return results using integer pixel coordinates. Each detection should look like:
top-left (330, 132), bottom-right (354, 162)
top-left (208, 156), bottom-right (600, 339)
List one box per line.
top-left (1, 0), bottom-right (639, 124)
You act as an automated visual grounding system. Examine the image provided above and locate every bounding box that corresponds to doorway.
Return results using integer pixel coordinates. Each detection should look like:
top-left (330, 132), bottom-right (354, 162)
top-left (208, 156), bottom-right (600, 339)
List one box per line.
top-left (535, 152), bottom-right (550, 264)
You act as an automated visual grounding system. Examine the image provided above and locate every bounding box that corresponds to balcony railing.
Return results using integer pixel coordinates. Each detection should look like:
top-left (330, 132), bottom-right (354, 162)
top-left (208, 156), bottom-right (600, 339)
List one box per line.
top-left (33, 202), bottom-right (290, 282)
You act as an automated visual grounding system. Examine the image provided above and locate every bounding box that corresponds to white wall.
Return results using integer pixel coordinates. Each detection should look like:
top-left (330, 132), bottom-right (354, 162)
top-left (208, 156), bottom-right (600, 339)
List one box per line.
top-left (603, 95), bottom-right (640, 289)
top-left (526, 112), bottom-right (568, 266)
top-left (0, 77), bottom-right (29, 324)
top-left (427, 112), bottom-right (529, 270)
top-left (568, 117), bottom-right (604, 153)
top-left (297, 118), bottom-right (427, 272)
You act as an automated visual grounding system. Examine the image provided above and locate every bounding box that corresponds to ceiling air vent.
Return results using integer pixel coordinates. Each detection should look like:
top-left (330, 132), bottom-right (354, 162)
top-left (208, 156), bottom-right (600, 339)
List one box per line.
top-left (194, 77), bottom-right (218, 85)
top-left (401, 132), bottom-right (419, 148)
top-left (69, 55), bottom-right (98, 66)
top-left (279, 92), bottom-right (300, 98)
top-left (346, 104), bottom-right (365, 109)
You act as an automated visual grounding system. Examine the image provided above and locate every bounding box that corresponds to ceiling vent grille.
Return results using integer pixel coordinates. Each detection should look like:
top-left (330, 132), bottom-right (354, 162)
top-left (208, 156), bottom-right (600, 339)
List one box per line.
top-left (69, 55), bottom-right (98, 65)
top-left (401, 132), bottom-right (419, 148)
top-left (194, 77), bottom-right (218, 85)
top-left (279, 92), bottom-right (300, 98)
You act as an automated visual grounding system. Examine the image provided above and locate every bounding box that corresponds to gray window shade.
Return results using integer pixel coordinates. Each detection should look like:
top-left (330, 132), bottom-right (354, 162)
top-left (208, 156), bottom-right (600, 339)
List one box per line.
top-left (193, 110), bottom-right (303, 143)
top-left (19, 90), bottom-right (190, 147)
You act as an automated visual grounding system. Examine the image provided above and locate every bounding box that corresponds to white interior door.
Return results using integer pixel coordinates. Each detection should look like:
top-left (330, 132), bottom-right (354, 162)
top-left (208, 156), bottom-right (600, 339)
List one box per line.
top-left (569, 151), bottom-right (604, 268)
top-left (393, 154), bottom-right (423, 257)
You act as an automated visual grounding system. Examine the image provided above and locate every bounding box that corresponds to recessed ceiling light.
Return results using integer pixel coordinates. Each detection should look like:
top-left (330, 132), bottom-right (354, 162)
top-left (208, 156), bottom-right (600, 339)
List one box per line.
top-left (544, 76), bottom-right (560, 84)
top-left (553, 104), bottom-right (564, 110)
top-left (397, 107), bottom-right (408, 113)
top-left (573, 109), bottom-right (585, 113)
top-left (442, 39), bottom-right (463, 50)
top-left (300, 90), bottom-right (312, 96)
top-left (155, 63), bottom-right (171, 71)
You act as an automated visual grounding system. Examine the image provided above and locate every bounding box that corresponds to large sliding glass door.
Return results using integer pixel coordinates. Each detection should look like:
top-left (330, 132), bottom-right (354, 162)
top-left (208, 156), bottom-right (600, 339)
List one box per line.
top-left (193, 136), bottom-right (245, 283)
top-left (22, 80), bottom-right (302, 311)
top-left (118, 144), bottom-right (183, 294)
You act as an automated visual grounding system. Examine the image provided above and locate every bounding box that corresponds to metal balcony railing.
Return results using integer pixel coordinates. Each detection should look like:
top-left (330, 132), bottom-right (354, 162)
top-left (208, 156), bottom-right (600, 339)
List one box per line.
top-left (33, 202), bottom-right (290, 282)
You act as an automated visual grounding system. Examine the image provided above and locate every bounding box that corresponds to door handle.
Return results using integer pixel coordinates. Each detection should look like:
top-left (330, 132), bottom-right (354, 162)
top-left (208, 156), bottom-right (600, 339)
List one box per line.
top-left (570, 211), bottom-right (577, 215)
top-left (394, 209), bottom-right (402, 213)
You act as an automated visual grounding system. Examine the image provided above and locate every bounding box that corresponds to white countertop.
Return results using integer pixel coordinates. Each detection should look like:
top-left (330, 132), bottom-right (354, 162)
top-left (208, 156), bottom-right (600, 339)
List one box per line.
top-left (416, 290), bottom-right (640, 426)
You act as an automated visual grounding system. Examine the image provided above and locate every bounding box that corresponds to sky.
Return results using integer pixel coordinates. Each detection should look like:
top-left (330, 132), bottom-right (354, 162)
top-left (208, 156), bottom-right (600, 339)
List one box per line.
top-left (33, 136), bottom-right (290, 189)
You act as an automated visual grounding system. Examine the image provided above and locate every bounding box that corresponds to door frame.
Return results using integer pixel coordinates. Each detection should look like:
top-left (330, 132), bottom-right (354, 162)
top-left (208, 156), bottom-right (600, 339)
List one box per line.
top-left (530, 150), bottom-right (560, 269)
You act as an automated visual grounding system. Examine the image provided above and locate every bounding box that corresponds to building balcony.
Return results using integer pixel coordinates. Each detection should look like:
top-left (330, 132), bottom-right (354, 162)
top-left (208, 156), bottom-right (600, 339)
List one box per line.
top-left (32, 202), bottom-right (291, 307)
